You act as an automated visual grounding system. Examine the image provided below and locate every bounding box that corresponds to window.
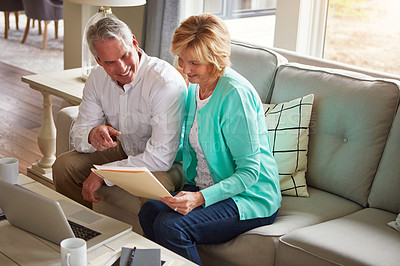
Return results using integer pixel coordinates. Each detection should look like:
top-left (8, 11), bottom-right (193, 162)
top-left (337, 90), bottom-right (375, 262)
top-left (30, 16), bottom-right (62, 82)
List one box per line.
top-left (324, 0), bottom-right (400, 75)
top-left (186, 0), bottom-right (277, 47)
top-left (204, 0), bottom-right (276, 19)
top-left (183, 0), bottom-right (400, 76)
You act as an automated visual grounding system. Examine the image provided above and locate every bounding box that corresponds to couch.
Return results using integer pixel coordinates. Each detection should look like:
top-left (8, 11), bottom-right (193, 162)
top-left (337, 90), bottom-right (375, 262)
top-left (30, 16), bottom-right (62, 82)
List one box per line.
top-left (56, 41), bottom-right (400, 265)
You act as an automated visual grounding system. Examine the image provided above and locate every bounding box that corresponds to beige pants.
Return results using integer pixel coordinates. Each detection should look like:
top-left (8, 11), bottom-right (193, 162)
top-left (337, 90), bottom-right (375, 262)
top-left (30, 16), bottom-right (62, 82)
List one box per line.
top-left (52, 142), bottom-right (184, 209)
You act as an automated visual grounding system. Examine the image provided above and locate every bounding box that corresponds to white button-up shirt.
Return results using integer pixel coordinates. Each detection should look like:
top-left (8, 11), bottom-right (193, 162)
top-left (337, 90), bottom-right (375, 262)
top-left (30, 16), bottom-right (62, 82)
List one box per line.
top-left (71, 52), bottom-right (187, 171)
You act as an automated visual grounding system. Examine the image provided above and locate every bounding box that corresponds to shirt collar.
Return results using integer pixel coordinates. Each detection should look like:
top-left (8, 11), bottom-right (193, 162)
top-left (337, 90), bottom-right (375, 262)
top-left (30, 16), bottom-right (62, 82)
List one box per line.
top-left (130, 49), bottom-right (146, 88)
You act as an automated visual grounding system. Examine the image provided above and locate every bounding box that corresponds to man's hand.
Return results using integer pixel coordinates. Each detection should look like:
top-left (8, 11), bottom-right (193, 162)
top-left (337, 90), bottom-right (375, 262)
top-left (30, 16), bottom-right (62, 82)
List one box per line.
top-left (89, 125), bottom-right (121, 151)
top-left (82, 172), bottom-right (104, 203)
top-left (161, 191), bottom-right (205, 215)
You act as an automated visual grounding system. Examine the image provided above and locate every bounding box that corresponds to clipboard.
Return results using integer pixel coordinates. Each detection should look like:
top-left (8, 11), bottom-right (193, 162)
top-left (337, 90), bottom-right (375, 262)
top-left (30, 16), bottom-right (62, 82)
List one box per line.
top-left (91, 165), bottom-right (172, 200)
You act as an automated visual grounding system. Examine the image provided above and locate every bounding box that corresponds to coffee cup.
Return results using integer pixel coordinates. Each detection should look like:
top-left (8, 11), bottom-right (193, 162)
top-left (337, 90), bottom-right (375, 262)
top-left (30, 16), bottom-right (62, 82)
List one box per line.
top-left (0, 158), bottom-right (19, 185)
top-left (60, 238), bottom-right (87, 266)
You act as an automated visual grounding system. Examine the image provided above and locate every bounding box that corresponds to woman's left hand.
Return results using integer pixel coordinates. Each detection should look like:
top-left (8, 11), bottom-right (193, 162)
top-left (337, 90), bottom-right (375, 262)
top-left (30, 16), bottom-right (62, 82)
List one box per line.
top-left (161, 191), bottom-right (205, 215)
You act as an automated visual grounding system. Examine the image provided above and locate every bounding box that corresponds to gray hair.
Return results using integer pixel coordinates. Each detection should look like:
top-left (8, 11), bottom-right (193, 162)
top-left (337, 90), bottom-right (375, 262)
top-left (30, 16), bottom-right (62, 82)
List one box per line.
top-left (86, 17), bottom-right (134, 59)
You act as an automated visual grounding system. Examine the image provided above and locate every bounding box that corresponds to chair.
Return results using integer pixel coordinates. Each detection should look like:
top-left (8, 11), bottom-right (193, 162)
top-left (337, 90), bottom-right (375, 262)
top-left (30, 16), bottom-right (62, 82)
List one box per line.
top-left (21, 0), bottom-right (63, 49)
top-left (0, 0), bottom-right (24, 39)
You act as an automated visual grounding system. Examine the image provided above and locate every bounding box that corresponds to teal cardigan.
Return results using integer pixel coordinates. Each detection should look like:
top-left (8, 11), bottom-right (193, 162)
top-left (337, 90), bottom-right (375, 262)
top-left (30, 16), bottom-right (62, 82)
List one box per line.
top-left (182, 67), bottom-right (281, 220)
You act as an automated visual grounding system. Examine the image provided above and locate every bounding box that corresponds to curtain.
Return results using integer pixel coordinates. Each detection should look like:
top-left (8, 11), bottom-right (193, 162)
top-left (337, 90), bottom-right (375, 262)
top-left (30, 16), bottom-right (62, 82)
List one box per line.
top-left (143, 0), bottom-right (182, 65)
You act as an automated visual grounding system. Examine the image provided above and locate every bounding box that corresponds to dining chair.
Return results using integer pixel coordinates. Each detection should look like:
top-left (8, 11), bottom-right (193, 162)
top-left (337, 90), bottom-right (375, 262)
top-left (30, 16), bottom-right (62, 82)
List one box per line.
top-left (0, 0), bottom-right (24, 39)
top-left (21, 0), bottom-right (63, 49)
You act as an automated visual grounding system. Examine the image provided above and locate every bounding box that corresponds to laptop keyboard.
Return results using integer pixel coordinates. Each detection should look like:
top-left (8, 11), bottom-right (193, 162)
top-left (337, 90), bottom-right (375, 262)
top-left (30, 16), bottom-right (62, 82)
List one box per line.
top-left (68, 220), bottom-right (101, 241)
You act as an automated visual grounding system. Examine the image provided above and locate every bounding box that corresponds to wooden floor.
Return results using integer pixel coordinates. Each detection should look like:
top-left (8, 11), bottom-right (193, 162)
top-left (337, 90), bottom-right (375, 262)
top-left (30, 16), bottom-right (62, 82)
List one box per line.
top-left (0, 62), bottom-right (70, 175)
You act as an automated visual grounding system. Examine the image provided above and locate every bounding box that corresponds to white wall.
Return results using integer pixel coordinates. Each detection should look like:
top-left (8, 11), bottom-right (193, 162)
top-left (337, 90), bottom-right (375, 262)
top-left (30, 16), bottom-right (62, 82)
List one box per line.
top-left (63, 1), bottom-right (145, 69)
top-left (273, 0), bottom-right (301, 51)
top-left (274, 0), bottom-right (328, 57)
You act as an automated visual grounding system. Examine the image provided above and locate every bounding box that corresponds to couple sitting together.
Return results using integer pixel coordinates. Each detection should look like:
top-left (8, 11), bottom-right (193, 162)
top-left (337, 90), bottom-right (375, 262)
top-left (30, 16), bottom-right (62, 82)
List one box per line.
top-left (53, 13), bottom-right (281, 265)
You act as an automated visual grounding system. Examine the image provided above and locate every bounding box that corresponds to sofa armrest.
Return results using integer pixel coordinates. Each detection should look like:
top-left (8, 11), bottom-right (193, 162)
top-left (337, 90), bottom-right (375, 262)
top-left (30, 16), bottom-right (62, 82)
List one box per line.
top-left (56, 106), bottom-right (79, 157)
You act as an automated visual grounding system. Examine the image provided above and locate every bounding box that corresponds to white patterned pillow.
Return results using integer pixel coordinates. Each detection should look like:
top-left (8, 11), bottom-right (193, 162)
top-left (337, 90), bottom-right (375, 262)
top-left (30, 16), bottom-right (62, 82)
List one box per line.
top-left (263, 94), bottom-right (314, 197)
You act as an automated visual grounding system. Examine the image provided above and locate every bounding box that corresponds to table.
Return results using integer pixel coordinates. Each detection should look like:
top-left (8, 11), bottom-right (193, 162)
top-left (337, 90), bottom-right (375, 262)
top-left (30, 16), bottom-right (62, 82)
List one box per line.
top-left (21, 68), bottom-right (84, 186)
top-left (0, 174), bottom-right (197, 266)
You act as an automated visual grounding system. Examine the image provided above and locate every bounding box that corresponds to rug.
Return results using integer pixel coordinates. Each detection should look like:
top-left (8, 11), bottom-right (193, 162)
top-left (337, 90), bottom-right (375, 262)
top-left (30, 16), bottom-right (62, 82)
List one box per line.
top-left (0, 12), bottom-right (63, 74)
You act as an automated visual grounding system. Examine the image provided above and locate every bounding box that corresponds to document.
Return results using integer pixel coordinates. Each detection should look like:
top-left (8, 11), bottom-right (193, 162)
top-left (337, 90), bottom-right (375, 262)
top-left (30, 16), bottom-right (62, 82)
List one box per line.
top-left (91, 165), bottom-right (172, 200)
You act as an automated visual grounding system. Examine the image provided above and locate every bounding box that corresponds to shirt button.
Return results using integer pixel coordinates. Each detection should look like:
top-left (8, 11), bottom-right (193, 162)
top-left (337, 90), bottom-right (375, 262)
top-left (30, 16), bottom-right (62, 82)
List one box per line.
top-left (343, 137), bottom-right (348, 143)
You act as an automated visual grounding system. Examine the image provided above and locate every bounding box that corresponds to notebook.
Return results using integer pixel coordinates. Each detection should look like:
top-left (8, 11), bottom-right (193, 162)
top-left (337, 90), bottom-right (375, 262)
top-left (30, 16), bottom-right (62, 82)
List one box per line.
top-left (0, 180), bottom-right (132, 251)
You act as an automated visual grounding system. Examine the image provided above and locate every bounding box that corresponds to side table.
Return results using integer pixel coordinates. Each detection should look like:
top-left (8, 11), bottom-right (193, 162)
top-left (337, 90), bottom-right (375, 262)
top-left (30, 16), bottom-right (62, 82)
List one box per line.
top-left (21, 68), bottom-right (84, 187)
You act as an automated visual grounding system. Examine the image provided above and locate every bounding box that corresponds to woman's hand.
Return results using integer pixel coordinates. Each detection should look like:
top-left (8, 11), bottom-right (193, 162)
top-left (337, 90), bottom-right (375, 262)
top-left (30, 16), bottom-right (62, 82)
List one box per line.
top-left (161, 191), bottom-right (205, 215)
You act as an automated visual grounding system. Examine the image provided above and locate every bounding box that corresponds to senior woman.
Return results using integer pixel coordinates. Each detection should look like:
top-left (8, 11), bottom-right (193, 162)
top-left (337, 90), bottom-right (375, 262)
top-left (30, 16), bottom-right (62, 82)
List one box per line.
top-left (138, 13), bottom-right (281, 265)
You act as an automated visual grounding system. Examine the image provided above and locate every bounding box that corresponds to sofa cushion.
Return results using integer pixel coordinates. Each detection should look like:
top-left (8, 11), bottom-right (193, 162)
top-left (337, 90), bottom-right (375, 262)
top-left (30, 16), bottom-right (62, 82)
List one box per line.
top-left (247, 187), bottom-right (362, 237)
top-left (197, 187), bottom-right (362, 265)
top-left (230, 41), bottom-right (287, 102)
top-left (56, 106), bottom-right (79, 157)
top-left (368, 107), bottom-right (400, 213)
top-left (198, 233), bottom-right (279, 266)
top-left (276, 208), bottom-right (400, 266)
top-left (271, 63), bottom-right (400, 206)
top-left (263, 94), bottom-right (314, 197)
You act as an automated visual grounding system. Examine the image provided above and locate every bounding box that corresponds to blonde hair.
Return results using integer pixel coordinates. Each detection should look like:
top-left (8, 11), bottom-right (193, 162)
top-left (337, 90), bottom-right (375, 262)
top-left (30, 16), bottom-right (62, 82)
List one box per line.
top-left (171, 13), bottom-right (231, 78)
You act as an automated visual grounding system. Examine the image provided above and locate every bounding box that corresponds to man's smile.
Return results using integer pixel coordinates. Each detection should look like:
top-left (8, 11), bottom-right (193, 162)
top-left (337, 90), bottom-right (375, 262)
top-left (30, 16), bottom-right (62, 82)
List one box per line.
top-left (120, 67), bottom-right (131, 77)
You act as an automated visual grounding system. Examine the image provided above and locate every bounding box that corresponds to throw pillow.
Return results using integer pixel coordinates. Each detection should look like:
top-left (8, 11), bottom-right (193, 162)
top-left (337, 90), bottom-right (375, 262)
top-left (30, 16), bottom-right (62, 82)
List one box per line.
top-left (263, 94), bottom-right (314, 197)
top-left (387, 213), bottom-right (400, 232)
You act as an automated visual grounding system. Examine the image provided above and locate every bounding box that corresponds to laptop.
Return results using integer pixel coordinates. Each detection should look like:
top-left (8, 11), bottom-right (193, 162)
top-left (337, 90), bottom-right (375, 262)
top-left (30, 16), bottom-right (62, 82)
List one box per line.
top-left (0, 180), bottom-right (132, 251)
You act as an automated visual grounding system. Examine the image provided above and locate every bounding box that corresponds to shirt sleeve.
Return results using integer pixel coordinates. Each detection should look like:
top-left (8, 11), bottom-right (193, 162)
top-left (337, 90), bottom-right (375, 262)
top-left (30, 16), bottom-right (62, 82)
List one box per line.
top-left (71, 71), bottom-right (106, 153)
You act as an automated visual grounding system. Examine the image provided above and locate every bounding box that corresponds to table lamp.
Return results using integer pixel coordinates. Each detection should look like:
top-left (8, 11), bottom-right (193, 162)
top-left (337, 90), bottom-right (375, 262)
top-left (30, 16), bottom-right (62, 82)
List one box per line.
top-left (68, 0), bottom-right (146, 81)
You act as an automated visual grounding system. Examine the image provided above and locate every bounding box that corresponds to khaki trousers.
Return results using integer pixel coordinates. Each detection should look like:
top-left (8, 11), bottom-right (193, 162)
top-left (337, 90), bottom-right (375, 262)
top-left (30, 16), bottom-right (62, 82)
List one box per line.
top-left (52, 142), bottom-right (184, 209)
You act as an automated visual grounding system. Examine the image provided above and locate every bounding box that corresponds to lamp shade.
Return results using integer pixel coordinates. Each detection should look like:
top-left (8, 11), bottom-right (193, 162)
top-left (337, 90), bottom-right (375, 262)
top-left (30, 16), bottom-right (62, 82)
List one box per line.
top-left (68, 0), bottom-right (146, 7)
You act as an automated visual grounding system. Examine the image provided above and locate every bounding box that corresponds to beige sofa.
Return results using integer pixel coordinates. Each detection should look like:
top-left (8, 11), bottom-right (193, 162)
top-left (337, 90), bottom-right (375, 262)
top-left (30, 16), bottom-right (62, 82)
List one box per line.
top-left (56, 41), bottom-right (400, 265)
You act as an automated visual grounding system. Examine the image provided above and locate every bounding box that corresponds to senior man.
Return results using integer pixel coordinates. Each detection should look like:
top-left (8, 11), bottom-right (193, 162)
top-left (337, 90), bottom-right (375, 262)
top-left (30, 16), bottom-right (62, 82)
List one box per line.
top-left (53, 17), bottom-right (187, 208)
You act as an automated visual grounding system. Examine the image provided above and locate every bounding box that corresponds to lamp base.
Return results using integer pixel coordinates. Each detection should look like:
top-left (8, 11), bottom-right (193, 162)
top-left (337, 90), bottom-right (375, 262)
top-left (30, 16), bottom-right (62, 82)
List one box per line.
top-left (81, 7), bottom-right (116, 81)
top-left (80, 74), bottom-right (88, 82)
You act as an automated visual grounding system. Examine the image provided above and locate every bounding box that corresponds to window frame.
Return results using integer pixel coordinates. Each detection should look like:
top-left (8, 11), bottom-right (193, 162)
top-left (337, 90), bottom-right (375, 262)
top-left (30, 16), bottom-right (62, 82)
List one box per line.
top-left (183, 0), bottom-right (328, 57)
top-left (204, 0), bottom-right (276, 19)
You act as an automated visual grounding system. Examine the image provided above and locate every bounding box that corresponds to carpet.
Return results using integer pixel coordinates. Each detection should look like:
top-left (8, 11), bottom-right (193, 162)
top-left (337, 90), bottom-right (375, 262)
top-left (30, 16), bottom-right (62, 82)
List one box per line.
top-left (0, 12), bottom-right (63, 74)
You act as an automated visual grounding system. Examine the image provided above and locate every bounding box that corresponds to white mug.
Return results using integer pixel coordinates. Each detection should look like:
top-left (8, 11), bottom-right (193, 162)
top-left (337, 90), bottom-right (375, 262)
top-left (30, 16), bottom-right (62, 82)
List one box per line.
top-left (60, 238), bottom-right (87, 266)
top-left (0, 157), bottom-right (19, 185)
